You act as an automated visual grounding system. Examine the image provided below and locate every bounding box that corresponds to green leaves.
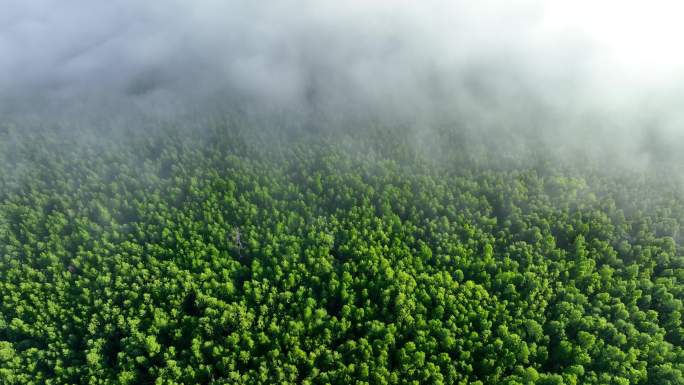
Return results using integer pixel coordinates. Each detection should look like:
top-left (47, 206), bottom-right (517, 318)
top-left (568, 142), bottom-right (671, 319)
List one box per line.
top-left (1, 126), bottom-right (684, 384)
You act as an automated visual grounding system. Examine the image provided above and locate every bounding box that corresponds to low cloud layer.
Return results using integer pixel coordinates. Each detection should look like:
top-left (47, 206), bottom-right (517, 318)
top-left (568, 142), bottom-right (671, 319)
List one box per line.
top-left (2, 0), bottom-right (684, 167)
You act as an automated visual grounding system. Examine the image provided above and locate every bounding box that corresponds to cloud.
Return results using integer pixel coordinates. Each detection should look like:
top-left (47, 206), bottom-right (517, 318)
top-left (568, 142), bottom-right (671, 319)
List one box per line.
top-left (1, 0), bottom-right (683, 168)
top-left (0, 1), bottom-right (565, 104)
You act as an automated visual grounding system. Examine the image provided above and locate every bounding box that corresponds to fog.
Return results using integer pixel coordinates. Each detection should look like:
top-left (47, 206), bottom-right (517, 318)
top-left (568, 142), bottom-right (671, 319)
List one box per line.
top-left (2, 0), bottom-right (684, 168)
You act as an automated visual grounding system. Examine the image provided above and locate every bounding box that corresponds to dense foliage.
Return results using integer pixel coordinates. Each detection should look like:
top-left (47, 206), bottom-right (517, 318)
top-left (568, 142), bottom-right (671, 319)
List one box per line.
top-left (1, 121), bottom-right (683, 384)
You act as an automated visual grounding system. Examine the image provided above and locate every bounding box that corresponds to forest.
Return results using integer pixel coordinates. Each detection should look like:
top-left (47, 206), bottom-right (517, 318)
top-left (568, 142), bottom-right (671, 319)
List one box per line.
top-left (0, 118), bottom-right (682, 385)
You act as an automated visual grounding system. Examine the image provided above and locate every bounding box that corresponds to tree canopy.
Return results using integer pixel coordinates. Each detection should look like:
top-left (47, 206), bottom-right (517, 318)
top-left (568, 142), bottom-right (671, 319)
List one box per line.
top-left (0, 122), bottom-right (683, 384)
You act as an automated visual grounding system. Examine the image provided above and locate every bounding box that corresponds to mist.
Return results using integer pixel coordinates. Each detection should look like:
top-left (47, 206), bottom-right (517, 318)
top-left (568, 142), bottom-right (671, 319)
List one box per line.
top-left (2, 0), bottom-right (684, 169)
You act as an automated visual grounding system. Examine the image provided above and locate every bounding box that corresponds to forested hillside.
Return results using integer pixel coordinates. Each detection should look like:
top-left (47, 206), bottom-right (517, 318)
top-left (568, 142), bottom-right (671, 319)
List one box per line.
top-left (1, 121), bottom-right (683, 385)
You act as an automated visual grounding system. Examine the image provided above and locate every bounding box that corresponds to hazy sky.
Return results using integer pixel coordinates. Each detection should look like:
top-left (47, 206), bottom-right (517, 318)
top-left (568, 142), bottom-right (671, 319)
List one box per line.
top-left (2, 0), bottom-right (684, 159)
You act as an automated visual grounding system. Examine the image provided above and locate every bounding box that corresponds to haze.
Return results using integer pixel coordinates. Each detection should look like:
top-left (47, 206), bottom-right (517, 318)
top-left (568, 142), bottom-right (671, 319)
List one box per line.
top-left (1, 0), bottom-right (684, 167)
